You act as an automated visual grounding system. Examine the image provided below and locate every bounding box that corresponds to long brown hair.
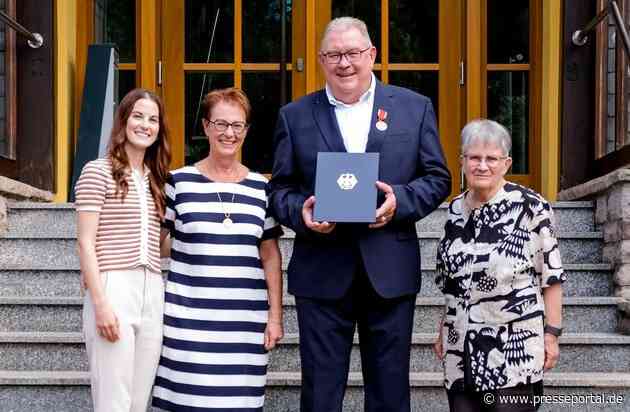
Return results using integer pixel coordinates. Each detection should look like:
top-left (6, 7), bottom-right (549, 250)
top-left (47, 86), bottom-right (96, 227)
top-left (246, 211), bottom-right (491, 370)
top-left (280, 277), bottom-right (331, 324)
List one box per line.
top-left (107, 88), bottom-right (171, 219)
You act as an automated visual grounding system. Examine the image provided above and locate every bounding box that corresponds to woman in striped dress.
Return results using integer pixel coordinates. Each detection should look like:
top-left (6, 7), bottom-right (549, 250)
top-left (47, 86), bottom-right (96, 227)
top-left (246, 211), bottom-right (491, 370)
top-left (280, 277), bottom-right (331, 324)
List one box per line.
top-left (75, 88), bottom-right (171, 412)
top-left (153, 88), bottom-right (284, 411)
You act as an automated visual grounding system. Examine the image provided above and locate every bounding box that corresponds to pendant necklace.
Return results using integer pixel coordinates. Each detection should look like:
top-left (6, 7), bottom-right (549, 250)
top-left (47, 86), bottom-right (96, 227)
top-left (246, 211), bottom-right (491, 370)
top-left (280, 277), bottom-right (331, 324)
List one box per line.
top-left (216, 190), bottom-right (236, 228)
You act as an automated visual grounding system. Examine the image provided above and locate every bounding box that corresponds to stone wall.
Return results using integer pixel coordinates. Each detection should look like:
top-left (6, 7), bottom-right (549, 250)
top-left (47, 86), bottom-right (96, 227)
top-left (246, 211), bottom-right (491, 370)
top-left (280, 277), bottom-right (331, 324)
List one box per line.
top-left (558, 168), bottom-right (630, 334)
top-left (0, 175), bottom-right (53, 235)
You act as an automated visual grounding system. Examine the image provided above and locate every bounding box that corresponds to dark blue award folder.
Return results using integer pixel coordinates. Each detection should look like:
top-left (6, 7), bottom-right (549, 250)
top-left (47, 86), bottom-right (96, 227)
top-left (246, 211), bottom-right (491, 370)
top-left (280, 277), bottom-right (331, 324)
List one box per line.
top-left (313, 152), bottom-right (379, 223)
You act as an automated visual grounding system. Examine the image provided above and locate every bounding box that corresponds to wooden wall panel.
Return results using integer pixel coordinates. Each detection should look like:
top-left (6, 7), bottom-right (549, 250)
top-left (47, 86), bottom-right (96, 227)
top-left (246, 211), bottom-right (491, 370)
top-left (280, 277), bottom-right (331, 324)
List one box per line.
top-left (560, 0), bottom-right (596, 189)
top-left (16, 0), bottom-right (54, 190)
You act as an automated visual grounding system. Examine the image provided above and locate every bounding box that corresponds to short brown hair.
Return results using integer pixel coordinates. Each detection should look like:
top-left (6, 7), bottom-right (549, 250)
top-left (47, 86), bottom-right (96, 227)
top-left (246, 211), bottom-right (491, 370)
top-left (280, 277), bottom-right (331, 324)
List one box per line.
top-left (201, 87), bottom-right (252, 123)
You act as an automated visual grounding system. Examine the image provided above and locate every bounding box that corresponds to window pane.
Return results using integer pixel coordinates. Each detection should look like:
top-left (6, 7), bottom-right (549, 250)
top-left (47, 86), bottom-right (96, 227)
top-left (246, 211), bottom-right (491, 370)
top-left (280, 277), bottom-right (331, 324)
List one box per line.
top-left (94, 0), bottom-right (135, 63)
top-left (242, 72), bottom-right (292, 173)
top-left (487, 71), bottom-right (529, 174)
top-left (117, 70), bottom-right (135, 102)
top-left (487, 0), bottom-right (529, 64)
top-left (185, 72), bottom-right (234, 165)
top-left (388, 71), bottom-right (439, 118)
top-left (243, 0), bottom-right (292, 63)
top-left (186, 0), bottom-right (234, 63)
top-left (389, 0), bottom-right (438, 63)
top-left (332, 0), bottom-right (381, 63)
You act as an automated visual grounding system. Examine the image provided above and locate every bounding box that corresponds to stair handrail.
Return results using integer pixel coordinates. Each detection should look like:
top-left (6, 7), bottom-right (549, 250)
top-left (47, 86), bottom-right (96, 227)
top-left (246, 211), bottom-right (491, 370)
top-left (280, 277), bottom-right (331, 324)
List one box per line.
top-left (573, 0), bottom-right (630, 60)
top-left (0, 10), bottom-right (43, 49)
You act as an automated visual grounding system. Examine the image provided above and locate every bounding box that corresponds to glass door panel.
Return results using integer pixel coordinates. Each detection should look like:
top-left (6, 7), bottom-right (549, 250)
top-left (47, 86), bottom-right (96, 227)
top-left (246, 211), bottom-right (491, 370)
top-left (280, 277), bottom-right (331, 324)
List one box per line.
top-left (487, 71), bottom-right (529, 174)
top-left (331, 0), bottom-right (381, 63)
top-left (185, 72), bottom-right (234, 164)
top-left (388, 71), bottom-right (439, 116)
top-left (389, 0), bottom-right (438, 63)
top-left (243, 1), bottom-right (292, 63)
top-left (242, 72), bottom-right (292, 172)
top-left (185, 0), bottom-right (234, 63)
top-left (94, 0), bottom-right (136, 99)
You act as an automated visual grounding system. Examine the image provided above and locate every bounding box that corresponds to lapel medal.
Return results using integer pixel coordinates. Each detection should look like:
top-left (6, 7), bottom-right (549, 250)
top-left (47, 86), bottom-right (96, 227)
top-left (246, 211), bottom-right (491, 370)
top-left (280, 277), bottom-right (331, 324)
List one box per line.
top-left (376, 108), bottom-right (388, 131)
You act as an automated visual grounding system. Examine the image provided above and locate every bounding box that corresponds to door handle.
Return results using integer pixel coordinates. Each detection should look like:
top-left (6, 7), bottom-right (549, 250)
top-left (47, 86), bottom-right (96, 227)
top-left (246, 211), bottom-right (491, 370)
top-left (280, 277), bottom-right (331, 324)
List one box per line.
top-left (296, 58), bottom-right (304, 72)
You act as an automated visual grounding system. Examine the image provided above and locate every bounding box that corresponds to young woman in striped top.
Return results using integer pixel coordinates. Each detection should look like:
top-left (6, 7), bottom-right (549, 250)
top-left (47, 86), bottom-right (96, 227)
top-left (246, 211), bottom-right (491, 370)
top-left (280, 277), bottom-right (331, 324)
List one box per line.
top-left (75, 88), bottom-right (171, 412)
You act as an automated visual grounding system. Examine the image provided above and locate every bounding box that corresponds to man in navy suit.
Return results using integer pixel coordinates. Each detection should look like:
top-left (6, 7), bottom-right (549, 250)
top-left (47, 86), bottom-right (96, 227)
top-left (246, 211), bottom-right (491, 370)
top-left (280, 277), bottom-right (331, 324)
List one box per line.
top-left (269, 16), bottom-right (451, 412)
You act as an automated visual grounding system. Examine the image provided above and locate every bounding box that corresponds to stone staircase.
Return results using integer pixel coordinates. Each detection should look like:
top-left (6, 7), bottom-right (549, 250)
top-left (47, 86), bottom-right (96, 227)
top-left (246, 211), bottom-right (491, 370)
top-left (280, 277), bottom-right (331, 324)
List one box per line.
top-left (1, 202), bottom-right (629, 411)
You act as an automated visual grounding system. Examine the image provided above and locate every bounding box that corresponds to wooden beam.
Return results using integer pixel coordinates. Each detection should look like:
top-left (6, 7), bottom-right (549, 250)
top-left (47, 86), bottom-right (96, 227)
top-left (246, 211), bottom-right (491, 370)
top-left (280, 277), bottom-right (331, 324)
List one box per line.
top-left (292, 0), bottom-right (306, 99)
top-left (306, 0), bottom-right (318, 93)
top-left (234, 0), bottom-right (242, 89)
top-left (162, 0), bottom-right (185, 167)
top-left (466, 0), bottom-right (483, 120)
top-left (136, 0), bottom-right (158, 91)
top-left (75, 0), bottom-right (93, 150)
top-left (381, 0), bottom-right (389, 83)
top-left (439, 0), bottom-right (464, 196)
top-left (54, 0), bottom-right (77, 201)
top-left (540, 0), bottom-right (560, 199)
top-left (388, 63), bottom-right (439, 71)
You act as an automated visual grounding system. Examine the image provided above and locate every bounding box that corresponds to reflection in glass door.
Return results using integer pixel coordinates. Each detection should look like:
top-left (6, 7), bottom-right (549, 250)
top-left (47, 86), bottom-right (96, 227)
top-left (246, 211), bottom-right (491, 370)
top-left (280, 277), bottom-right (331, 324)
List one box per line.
top-left (163, 0), bottom-right (293, 171)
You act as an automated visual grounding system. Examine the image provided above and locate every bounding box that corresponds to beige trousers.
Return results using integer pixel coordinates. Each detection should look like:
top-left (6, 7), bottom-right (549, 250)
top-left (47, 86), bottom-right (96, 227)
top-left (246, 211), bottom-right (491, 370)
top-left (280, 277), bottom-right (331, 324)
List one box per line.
top-left (83, 267), bottom-right (164, 412)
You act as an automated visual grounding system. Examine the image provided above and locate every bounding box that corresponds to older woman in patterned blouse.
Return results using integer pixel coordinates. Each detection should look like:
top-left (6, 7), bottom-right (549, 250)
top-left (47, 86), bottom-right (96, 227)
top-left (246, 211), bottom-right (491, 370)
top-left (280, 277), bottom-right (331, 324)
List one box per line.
top-left (433, 119), bottom-right (566, 412)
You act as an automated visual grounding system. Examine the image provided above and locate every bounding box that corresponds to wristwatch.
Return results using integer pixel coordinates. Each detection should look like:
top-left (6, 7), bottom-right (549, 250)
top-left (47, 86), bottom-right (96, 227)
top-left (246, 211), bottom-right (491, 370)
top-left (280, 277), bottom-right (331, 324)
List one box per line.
top-left (544, 324), bottom-right (563, 337)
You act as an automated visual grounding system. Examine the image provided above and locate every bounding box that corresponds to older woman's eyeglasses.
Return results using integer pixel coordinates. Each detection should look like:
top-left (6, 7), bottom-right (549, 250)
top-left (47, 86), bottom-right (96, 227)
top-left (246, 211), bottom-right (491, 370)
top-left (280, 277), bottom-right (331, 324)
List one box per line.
top-left (206, 119), bottom-right (249, 134)
top-left (462, 154), bottom-right (508, 168)
top-left (320, 46), bottom-right (372, 65)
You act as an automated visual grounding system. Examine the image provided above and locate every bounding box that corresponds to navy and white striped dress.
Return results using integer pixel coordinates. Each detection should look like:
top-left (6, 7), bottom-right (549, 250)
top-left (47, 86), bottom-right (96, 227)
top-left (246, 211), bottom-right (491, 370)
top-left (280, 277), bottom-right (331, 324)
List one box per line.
top-left (152, 166), bottom-right (282, 411)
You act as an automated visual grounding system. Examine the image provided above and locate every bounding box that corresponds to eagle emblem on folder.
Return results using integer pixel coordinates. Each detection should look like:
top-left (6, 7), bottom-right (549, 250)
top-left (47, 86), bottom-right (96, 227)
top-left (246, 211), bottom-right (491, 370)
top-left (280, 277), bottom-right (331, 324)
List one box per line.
top-left (337, 173), bottom-right (358, 190)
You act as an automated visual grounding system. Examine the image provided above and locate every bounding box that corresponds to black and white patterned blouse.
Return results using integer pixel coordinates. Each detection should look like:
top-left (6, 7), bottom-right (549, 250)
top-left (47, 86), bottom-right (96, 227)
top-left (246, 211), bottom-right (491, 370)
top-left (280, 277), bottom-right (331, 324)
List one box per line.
top-left (436, 182), bottom-right (566, 392)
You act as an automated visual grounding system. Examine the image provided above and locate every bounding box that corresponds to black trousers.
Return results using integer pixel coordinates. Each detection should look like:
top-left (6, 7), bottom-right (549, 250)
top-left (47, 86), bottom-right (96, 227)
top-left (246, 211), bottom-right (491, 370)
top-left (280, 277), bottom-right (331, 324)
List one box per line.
top-left (447, 381), bottom-right (543, 412)
top-left (295, 261), bottom-right (416, 412)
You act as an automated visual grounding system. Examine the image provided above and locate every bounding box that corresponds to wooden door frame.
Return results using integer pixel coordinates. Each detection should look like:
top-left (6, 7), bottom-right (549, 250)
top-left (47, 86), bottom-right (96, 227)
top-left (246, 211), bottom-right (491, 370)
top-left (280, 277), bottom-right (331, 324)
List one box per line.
top-left (466, 0), bottom-right (542, 193)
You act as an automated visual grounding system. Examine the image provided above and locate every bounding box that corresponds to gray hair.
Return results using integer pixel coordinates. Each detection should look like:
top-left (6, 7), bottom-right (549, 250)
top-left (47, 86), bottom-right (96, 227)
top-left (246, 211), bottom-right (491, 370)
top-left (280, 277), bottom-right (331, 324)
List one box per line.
top-left (461, 119), bottom-right (512, 156)
top-left (320, 17), bottom-right (372, 51)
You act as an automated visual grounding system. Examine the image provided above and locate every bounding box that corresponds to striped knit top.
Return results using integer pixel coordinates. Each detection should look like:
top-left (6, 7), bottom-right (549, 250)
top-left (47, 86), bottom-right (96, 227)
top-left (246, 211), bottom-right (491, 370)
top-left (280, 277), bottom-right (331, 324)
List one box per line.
top-left (74, 158), bottom-right (162, 274)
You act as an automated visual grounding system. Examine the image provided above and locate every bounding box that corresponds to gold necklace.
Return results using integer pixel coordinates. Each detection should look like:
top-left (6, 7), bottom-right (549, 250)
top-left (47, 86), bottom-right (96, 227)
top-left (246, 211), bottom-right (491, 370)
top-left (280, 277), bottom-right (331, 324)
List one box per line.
top-left (197, 160), bottom-right (238, 227)
top-left (216, 190), bottom-right (236, 228)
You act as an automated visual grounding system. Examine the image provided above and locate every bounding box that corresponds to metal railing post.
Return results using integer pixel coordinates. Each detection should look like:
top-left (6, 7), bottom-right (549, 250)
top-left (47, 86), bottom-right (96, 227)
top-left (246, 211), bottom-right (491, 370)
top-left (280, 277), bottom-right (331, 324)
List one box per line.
top-left (0, 10), bottom-right (43, 48)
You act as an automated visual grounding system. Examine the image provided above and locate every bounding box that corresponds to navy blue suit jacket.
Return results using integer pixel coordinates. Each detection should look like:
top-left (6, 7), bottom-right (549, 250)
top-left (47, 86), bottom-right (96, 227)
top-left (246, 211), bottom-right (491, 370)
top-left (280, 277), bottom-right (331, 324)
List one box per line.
top-left (269, 80), bottom-right (451, 299)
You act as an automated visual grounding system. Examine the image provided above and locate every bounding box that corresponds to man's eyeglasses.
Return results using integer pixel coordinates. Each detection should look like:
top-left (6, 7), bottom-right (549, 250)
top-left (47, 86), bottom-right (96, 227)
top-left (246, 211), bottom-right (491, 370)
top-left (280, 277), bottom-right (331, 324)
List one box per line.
top-left (461, 154), bottom-right (508, 168)
top-left (320, 46), bottom-right (372, 65)
top-left (205, 119), bottom-right (249, 135)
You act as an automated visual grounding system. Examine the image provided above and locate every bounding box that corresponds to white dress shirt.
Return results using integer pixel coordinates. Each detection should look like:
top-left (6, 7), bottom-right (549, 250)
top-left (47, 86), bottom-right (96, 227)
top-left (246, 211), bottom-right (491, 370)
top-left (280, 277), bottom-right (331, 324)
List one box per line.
top-left (325, 73), bottom-right (376, 153)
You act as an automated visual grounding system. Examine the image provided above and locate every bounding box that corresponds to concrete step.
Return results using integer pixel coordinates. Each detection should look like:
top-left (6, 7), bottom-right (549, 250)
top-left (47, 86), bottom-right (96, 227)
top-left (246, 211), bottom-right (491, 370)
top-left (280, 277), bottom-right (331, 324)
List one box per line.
top-left (0, 296), bottom-right (621, 334)
top-left (2, 332), bottom-right (628, 375)
top-left (5, 201), bottom-right (596, 238)
top-left (277, 232), bottom-right (605, 267)
top-left (0, 232), bottom-right (604, 271)
top-left (5, 203), bottom-right (76, 238)
top-left (411, 201), bottom-right (596, 233)
top-left (0, 371), bottom-right (628, 412)
top-left (0, 263), bottom-right (614, 298)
